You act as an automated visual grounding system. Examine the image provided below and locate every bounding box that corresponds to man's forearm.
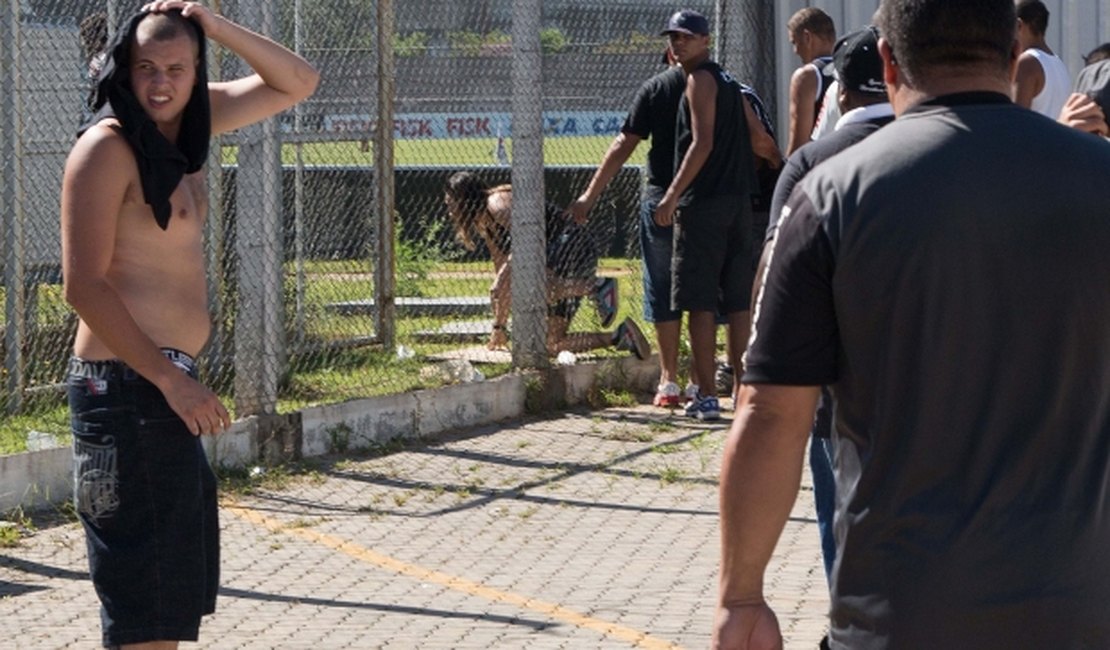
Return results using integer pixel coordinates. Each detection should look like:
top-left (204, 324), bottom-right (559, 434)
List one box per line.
top-left (719, 384), bottom-right (819, 603)
top-left (663, 140), bottom-right (711, 205)
top-left (579, 134), bottom-right (640, 205)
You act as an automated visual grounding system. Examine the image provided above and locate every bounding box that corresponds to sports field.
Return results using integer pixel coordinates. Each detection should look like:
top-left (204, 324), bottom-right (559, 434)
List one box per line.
top-left (222, 136), bottom-right (649, 167)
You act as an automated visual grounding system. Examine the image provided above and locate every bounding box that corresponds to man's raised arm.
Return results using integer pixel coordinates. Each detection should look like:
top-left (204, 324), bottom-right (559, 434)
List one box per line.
top-left (144, 1), bottom-right (319, 135)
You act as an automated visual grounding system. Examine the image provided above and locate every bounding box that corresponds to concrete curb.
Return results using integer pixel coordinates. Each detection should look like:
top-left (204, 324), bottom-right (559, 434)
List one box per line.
top-left (1, 356), bottom-right (658, 512)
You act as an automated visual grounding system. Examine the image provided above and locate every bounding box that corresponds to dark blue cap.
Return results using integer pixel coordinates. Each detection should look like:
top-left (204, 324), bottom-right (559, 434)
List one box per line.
top-left (660, 10), bottom-right (710, 36)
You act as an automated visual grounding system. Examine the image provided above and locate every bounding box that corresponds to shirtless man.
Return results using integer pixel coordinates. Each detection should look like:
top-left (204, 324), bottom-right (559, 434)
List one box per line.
top-left (61, 2), bottom-right (317, 647)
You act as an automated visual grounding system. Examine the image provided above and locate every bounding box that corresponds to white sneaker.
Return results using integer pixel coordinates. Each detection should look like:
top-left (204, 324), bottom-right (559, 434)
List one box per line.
top-left (684, 384), bottom-right (700, 418)
top-left (653, 381), bottom-right (682, 407)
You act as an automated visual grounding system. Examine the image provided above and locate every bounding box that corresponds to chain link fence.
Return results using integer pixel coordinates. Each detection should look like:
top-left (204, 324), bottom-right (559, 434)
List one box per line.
top-left (0, 0), bottom-right (776, 451)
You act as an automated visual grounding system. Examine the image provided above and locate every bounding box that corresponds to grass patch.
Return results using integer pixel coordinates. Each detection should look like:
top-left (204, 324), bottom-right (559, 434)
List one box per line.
top-left (0, 507), bottom-right (35, 548)
top-left (648, 420), bottom-right (676, 433)
top-left (0, 405), bottom-right (71, 456)
top-left (659, 467), bottom-right (685, 485)
top-left (591, 388), bottom-right (638, 408)
top-left (605, 428), bottom-right (654, 443)
top-left (2, 254), bottom-right (646, 454)
top-left (216, 461), bottom-right (325, 498)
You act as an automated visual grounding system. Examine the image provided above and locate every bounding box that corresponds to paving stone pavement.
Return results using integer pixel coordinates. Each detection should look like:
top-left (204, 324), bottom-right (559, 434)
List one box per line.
top-left (1, 404), bottom-right (830, 649)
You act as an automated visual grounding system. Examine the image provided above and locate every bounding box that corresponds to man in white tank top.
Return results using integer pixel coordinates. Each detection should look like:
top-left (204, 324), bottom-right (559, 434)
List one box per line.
top-left (1013, 0), bottom-right (1071, 118)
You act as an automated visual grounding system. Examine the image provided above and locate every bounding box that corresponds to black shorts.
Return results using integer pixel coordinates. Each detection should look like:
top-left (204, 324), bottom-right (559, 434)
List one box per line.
top-left (68, 349), bottom-right (219, 647)
top-left (672, 194), bottom-right (753, 314)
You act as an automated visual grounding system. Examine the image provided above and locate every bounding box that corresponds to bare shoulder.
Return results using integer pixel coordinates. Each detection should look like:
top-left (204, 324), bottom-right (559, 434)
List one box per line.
top-left (66, 121), bottom-right (136, 179)
top-left (1015, 52), bottom-right (1044, 80)
top-left (689, 68), bottom-right (716, 83)
top-left (686, 69), bottom-right (718, 102)
top-left (789, 65), bottom-right (817, 95)
top-left (63, 121), bottom-right (138, 226)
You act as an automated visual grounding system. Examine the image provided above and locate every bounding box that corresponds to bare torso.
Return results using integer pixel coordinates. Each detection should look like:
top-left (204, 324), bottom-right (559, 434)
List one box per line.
top-left (71, 156), bottom-right (211, 360)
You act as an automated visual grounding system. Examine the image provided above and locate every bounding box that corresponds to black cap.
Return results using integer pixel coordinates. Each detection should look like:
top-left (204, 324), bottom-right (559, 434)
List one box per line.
top-left (660, 10), bottom-right (710, 36)
top-left (827, 26), bottom-right (886, 95)
top-left (1075, 59), bottom-right (1110, 123)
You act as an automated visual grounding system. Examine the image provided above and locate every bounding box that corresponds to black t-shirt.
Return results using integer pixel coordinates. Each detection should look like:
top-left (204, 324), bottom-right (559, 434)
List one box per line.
top-left (621, 66), bottom-right (685, 189)
top-left (745, 92), bottom-right (1110, 647)
top-left (765, 112), bottom-right (893, 243)
top-left (675, 60), bottom-right (752, 204)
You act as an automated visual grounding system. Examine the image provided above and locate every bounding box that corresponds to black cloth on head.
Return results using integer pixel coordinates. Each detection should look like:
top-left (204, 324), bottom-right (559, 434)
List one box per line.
top-left (79, 10), bottom-right (210, 230)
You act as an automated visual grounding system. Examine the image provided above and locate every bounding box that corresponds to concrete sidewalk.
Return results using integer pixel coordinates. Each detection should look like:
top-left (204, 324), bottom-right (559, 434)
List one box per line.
top-left (1, 404), bottom-right (830, 649)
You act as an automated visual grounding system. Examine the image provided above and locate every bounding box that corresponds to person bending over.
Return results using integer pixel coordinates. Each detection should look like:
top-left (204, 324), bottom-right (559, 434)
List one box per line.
top-left (444, 171), bottom-right (650, 359)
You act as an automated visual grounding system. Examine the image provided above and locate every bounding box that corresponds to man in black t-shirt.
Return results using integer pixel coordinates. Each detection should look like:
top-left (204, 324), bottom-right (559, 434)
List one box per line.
top-left (569, 54), bottom-right (779, 410)
top-left (568, 63), bottom-right (687, 407)
top-left (716, 1), bottom-right (1110, 647)
top-left (761, 24), bottom-right (894, 589)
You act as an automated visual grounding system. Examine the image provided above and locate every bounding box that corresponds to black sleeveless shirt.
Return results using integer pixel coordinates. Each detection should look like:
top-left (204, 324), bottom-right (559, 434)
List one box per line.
top-left (674, 60), bottom-right (752, 205)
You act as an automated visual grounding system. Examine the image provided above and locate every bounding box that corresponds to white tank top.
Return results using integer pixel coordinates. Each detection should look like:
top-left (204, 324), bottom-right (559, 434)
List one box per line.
top-left (1028, 48), bottom-right (1071, 119)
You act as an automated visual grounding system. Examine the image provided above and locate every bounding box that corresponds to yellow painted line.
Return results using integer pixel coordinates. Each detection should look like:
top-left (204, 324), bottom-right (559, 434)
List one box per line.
top-left (224, 504), bottom-right (682, 649)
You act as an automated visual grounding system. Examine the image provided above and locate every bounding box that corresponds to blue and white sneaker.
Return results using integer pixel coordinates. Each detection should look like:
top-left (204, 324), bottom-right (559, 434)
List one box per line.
top-left (593, 277), bottom-right (618, 328)
top-left (685, 391), bottom-right (721, 421)
top-left (695, 395), bottom-right (721, 421)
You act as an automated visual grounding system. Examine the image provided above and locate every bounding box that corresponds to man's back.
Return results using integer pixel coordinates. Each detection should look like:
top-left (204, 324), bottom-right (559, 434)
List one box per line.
top-left (1026, 47), bottom-right (1071, 117)
top-left (791, 97), bottom-right (1110, 646)
top-left (675, 60), bottom-right (751, 203)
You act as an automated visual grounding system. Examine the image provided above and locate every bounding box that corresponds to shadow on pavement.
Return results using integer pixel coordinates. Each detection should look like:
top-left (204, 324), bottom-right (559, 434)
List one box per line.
top-left (218, 586), bottom-right (557, 630)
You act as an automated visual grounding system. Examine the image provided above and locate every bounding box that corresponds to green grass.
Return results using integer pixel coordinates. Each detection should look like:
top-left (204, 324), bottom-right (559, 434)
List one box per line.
top-left (0, 255), bottom-right (646, 454)
top-left (222, 136), bottom-right (648, 167)
top-left (0, 406), bottom-right (70, 456)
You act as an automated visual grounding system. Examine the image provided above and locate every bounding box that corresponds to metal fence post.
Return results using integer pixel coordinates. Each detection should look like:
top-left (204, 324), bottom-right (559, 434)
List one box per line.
top-left (374, 0), bottom-right (397, 352)
top-left (2, 0), bottom-right (26, 413)
top-left (292, 0), bottom-right (307, 349)
top-left (205, 9), bottom-right (228, 391)
top-left (510, 0), bottom-right (548, 370)
top-left (234, 2), bottom-right (283, 416)
top-left (106, 0), bottom-right (120, 41)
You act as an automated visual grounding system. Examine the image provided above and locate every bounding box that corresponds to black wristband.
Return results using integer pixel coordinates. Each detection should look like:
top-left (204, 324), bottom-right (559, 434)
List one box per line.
top-left (492, 324), bottom-right (505, 330)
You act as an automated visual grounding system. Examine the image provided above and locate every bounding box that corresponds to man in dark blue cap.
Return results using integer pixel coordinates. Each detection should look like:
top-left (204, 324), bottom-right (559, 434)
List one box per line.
top-left (654, 9), bottom-right (754, 421)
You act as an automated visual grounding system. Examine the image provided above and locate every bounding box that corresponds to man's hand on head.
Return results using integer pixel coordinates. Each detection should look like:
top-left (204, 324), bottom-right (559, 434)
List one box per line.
top-left (142, 1), bottom-right (221, 36)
